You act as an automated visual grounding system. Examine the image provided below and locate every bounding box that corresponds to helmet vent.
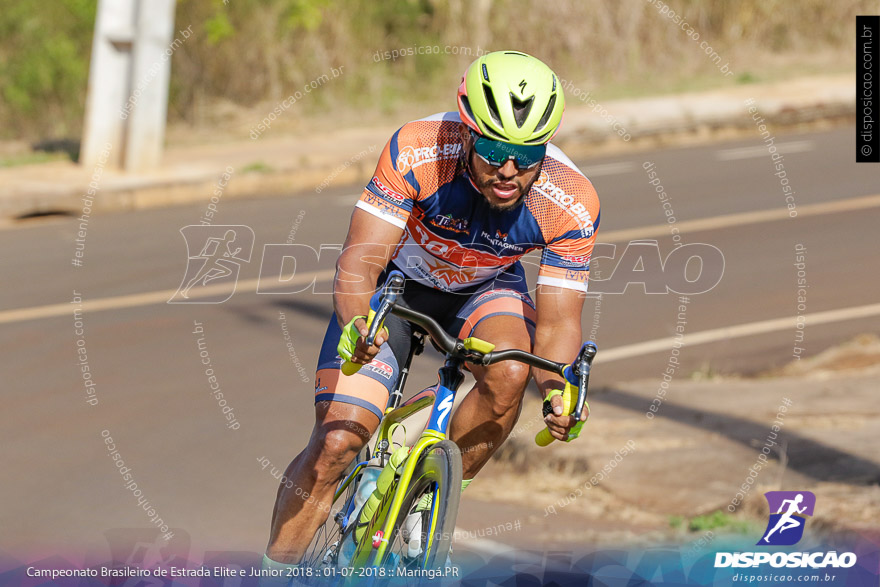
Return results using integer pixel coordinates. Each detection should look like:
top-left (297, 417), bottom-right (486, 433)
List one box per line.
top-left (526, 129), bottom-right (553, 144)
top-left (533, 93), bottom-right (557, 133)
top-left (460, 95), bottom-right (476, 122)
top-left (510, 94), bottom-right (535, 128)
top-left (482, 83), bottom-right (504, 127)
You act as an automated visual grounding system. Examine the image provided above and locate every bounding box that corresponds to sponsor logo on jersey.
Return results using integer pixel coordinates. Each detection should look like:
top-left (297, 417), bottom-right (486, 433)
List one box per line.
top-left (407, 222), bottom-right (510, 272)
top-left (396, 143), bottom-right (462, 175)
top-left (532, 171), bottom-right (595, 236)
top-left (401, 251), bottom-right (480, 291)
top-left (370, 176), bottom-right (406, 202)
top-left (559, 253), bottom-right (592, 267)
top-left (479, 230), bottom-right (524, 253)
top-left (362, 193), bottom-right (407, 220)
top-left (429, 213), bottom-right (470, 234)
top-left (423, 256), bottom-right (478, 288)
top-left (363, 359), bottom-right (394, 379)
top-left (565, 268), bottom-right (590, 282)
top-left (403, 260), bottom-right (450, 291)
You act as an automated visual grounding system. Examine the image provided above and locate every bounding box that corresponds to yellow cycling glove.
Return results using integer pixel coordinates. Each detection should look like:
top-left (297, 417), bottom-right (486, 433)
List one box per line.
top-left (336, 315), bottom-right (366, 363)
top-left (535, 384), bottom-right (588, 445)
top-left (337, 312), bottom-right (388, 376)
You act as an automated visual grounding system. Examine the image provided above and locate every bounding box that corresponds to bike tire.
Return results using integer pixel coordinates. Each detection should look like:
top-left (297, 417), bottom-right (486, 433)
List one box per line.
top-left (383, 440), bottom-right (462, 571)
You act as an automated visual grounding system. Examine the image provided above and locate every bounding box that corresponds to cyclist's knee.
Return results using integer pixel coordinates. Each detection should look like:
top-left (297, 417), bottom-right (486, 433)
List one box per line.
top-left (309, 427), bottom-right (367, 485)
top-left (480, 361), bottom-right (530, 417)
top-left (487, 360), bottom-right (530, 391)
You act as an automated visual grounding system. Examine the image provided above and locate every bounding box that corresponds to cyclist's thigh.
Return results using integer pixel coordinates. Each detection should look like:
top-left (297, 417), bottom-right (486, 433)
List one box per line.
top-left (452, 265), bottom-right (537, 378)
top-left (313, 313), bottom-right (411, 435)
top-left (453, 264), bottom-right (536, 342)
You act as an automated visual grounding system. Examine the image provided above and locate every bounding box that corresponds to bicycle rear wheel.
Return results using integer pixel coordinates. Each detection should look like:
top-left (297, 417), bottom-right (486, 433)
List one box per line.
top-left (384, 440), bottom-right (462, 571)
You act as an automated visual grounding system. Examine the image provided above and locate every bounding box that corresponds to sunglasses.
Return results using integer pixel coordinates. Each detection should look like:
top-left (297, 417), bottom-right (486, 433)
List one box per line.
top-left (469, 130), bottom-right (546, 170)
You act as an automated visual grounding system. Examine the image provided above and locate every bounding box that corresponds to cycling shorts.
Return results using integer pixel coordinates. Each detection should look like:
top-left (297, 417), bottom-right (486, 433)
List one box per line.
top-left (314, 262), bottom-right (537, 420)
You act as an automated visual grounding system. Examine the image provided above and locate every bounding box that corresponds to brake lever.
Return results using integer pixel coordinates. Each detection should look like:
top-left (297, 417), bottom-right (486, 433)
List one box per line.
top-left (365, 272), bottom-right (405, 346)
top-left (571, 342), bottom-right (597, 421)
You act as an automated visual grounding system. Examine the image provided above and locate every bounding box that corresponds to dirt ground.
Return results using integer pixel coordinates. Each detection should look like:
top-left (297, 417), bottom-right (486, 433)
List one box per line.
top-left (453, 335), bottom-right (880, 551)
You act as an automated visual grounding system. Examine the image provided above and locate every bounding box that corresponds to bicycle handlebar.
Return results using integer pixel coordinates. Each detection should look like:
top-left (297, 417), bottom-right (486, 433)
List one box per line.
top-left (390, 305), bottom-right (570, 372)
top-left (347, 270), bottom-right (598, 446)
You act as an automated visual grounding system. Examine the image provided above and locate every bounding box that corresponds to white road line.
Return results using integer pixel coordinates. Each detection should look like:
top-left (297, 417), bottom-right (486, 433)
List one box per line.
top-left (0, 269), bottom-right (338, 325)
top-left (715, 140), bottom-right (814, 161)
top-left (599, 302), bottom-right (880, 363)
top-left (452, 530), bottom-right (573, 570)
top-left (584, 162), bottom-right (636, 176)
top-left (7, 287), bottom-right (880, 370)
top-left (598, 192), bottom-right (880, 243)
top-left (452, 529), bottom-right (510, 556)
top-left (3, 193), bottom-right (880, 326)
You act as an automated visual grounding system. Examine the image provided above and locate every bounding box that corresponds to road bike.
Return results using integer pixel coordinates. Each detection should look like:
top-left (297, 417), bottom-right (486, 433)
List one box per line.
top-left (300, 270), bottom-right (597, 582)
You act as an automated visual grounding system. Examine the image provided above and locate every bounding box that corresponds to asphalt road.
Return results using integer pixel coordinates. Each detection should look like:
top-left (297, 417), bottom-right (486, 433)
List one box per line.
top-left (1, 126), bottom-right (878, 561)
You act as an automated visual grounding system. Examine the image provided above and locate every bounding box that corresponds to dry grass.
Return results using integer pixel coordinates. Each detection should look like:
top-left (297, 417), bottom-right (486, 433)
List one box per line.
top-left (170, 0), bottom-right (867, 126)
top-left (2, 0), bottom-right (870, 139)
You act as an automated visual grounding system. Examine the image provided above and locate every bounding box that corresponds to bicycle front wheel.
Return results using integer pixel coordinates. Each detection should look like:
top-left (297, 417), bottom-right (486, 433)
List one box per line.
top-left (384, 440), bottom-right (462, 571)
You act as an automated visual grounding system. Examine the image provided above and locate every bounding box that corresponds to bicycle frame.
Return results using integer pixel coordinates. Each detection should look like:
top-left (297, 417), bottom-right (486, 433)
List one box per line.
top-left (350, 353), bottom-right (466, 568)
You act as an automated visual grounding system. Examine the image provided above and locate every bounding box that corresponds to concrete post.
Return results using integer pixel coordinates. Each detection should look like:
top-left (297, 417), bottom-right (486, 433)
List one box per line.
top-left (81, 0), bottom-right (177, 172)
top-left (124, 0), bottom-right (177, 171)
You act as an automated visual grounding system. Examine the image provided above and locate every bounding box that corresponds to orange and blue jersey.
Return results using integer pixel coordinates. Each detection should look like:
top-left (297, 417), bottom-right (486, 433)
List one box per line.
top-left (314, 112), bottom-right (601, 420)
top-left (356, 111), bottom-right (600, 293)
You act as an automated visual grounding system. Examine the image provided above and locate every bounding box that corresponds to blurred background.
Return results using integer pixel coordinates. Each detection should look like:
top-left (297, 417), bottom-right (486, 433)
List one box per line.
top-left (1, 0), bottom-right (878, 578)
top-left (0, 0), bottom-right (865, 146)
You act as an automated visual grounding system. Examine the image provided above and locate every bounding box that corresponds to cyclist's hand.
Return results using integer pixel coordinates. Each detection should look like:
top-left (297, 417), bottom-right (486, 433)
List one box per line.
top-left (543, 388), bottom-right (590, 442)
top-left (337, 315), bottom-right (388, 365)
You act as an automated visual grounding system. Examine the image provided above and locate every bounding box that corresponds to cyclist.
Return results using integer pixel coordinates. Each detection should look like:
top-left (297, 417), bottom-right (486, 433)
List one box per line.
top-left (261, 50), bottom-right (600, 576)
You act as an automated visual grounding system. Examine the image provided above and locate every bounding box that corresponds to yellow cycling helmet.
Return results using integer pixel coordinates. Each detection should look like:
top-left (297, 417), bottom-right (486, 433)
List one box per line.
top-left (457, 51), bottom-right (565, 145)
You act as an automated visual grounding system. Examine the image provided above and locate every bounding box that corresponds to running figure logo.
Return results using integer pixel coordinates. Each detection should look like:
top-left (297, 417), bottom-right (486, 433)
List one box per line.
top-left (169, 225), bottom-right (254, 303)
top-left (758, 491), bottom-right (816, 545)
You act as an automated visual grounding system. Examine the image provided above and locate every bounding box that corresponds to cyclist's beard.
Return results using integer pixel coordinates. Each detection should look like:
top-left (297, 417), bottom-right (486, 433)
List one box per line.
top-left (467, 150), bottom-right (539, 211)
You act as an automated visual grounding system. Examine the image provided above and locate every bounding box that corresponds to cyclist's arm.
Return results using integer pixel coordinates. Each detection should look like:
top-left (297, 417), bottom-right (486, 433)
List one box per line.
top-left (531, 177), bottom-right (597, 436)
top-left (333, 208), bottom-right (404, 329)
top-left (335, 128), bottom-right (418, 330)
top-left (533, 285), bottom-right (586, 440)
top-left (532, 285), bottom-right (585, 396)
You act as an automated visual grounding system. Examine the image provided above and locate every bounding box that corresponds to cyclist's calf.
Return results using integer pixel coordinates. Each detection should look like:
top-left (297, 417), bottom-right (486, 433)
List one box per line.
top-left (266, 401), bottom-right (377, 562)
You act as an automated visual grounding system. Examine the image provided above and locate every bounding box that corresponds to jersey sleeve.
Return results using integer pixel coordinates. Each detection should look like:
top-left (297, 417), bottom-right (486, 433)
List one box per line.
top-left (536, 172), bottom-right (600, 293)
top-left (356, 128), bottom-right (419, 229)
